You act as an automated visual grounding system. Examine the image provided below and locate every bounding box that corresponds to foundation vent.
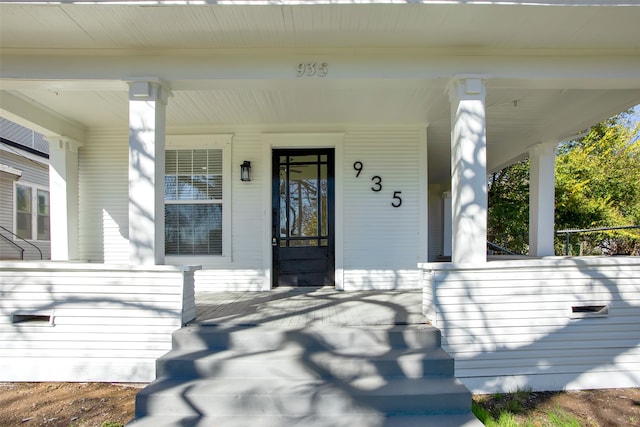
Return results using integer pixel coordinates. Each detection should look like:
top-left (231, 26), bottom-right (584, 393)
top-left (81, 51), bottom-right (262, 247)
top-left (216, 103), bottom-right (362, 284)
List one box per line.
top-left (570, 304), bottom-right (608, 319)
top-left (11, 312), bottom-right (55, 326)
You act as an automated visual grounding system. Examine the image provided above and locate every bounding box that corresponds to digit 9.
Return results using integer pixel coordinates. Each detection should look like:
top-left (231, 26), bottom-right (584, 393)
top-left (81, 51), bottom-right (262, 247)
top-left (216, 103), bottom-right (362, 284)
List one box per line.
top-left (353, 161), bottom-right (363, 178)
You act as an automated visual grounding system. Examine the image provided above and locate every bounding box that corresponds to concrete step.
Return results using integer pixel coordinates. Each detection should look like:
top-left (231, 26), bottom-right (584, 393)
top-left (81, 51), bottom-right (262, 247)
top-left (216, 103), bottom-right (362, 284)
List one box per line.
top-left (156, 347), bottom-right (455, 380)
top-left (134, 376), bottom-right (473, 418)
top-left (171, 324), bottom-right (441, 352)
top-left (129, 412), bottom-right (484, 427)
top-left (131, 323), bottom-right (481, 426)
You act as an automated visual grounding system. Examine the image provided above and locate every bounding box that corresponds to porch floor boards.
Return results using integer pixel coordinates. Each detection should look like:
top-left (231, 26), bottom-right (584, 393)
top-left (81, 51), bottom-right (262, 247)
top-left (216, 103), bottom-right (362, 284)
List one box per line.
top-left (195, 288), bottom-right (426, 326)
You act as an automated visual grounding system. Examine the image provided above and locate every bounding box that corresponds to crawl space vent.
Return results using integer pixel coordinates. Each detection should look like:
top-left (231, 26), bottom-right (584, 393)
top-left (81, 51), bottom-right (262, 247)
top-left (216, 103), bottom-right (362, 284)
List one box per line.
top-left (570, 304), bottom-right (609, 319)
top-left (11, 312), bottom-right (54, 326)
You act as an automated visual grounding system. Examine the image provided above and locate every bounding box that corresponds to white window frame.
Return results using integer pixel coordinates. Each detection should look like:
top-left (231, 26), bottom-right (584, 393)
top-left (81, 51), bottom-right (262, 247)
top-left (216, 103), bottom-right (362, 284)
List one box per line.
top-left (165, 134), bottom-right (232, 264)
top-left (13, 182), bottom-right (50, 242)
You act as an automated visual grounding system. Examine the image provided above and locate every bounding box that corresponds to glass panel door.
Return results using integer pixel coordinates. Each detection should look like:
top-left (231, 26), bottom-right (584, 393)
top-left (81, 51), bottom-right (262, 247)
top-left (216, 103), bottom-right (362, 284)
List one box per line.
top-left (272, 149), bottom-right (334, 287)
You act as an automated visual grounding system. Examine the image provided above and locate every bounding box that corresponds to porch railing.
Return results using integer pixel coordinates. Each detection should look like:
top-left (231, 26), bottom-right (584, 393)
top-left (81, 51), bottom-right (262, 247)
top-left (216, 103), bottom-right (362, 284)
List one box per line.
top-left (556, 225), bottom-right (640, 256)
top-left (487, 241), bottom-right (519, 256)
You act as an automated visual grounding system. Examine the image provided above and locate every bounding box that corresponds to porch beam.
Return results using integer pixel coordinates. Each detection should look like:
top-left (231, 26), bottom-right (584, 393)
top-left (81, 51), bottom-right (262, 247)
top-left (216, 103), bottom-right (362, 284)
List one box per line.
top-left (2, 51), bottom-right (640, 90)
top-left (47, 137), bottom-right (82, 261)
top-left (448, 77), bottom-right (488, 264)
top-left (529, 142), bottom-right (557, 257)
top-left (127, 79), bottom-right (170, 265)
top-left (0, 90), bottom-right (86, 143)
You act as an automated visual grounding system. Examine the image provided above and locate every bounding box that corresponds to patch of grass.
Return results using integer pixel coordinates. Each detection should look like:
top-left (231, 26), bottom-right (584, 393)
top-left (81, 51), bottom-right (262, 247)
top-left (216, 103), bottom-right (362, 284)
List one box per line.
top-left (472, 401), bottom-right (494, 425)
top-left (100, 423), bottom-right (124, 427)
top-left (472, 401), bottom-right (522, 427)
top-left (546, 406), bottom-right (581, 427)
top-left (474, 391), bottom-right (585, 427)
top-left (494, 412), bottom-right (520, 427)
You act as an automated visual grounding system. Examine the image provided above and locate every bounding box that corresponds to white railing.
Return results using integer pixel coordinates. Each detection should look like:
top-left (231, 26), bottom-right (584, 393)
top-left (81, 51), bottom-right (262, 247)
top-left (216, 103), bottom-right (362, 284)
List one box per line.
top-left (0, 261), bottom-right (200, 382)
top-left (420, 256), bottom-right (640, 393)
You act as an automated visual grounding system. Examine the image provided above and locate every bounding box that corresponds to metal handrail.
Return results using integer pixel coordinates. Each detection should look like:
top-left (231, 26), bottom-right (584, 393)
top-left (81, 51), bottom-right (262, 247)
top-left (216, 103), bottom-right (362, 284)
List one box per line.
top-left (0, 225), bottom-right (43, 260)
top-left (556, 225), bottom-right (640, 256)
top-left (0, 231), bottom-right (24, 260)
top-left (487, 241), bottom-right (519, 256)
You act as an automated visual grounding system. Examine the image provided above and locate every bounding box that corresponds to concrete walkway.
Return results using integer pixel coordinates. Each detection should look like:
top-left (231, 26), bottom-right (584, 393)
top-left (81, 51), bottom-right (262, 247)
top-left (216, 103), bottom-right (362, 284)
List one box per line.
top-left (195, 288), bottom-right (426, 326)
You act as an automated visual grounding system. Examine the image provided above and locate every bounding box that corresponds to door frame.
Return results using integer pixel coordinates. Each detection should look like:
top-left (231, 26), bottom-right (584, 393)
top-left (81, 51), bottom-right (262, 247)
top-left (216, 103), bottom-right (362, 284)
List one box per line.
top-left (262, 133), bottom-right (344, 291)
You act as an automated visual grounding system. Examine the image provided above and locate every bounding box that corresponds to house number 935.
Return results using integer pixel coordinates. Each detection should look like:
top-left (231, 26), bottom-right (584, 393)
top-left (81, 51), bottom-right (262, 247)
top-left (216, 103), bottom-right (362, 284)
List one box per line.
top-left (296, 62), bottom-right (328, 77)
top-left (353, 161), bottom-right (402, 208)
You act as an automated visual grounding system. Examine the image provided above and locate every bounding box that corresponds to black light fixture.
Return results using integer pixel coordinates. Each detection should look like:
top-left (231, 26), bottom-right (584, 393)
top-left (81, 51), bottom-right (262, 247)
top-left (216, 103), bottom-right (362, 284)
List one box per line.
top-left (240, 161), bottom-right (251, 182)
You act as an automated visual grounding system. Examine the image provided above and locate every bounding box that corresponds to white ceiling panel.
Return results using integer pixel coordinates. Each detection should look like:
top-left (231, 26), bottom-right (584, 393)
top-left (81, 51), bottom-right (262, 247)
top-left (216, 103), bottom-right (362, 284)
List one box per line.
top-left (2, 4), bottom-right (640, 50)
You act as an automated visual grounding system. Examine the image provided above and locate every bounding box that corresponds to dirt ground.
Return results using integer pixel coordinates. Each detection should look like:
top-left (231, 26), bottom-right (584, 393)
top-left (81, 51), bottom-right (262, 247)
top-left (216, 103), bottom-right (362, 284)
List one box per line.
top-left (0, 383), bottom-right (141, 427)
top-left (474, 388), bottom-right (640, 427)
top-left (0, 382), bottom-right (638, 427)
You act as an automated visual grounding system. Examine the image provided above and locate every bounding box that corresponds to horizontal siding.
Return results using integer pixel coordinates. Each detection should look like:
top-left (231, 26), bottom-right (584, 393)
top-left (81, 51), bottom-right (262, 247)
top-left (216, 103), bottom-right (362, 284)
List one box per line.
top-left (343, 269), bottom-right (420, 291)
top-left (0, 147), bottom-right (49, 185)
top-left (343, 128), bottom-right (422, 289)
top-left (0, 149), bottom-right (51, 260)
top-left (196, 269), bottom-right (266, 291)
top-left (422, 257), bottom-right (640, 393)
top-left (0, 262), bottom-right (197, 382)
top-left (78, 130), bottom-right (129, 263)
top-left (229, 131), bottom-right (265, 270)
top-left (77, 126), bottom-right (428, 290)
top-left (0, 175), bottom-right (21, 260)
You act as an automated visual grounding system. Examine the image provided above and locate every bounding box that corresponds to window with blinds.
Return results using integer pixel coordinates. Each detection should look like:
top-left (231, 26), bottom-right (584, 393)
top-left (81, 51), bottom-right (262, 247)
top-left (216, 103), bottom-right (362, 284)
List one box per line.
top-left (164, 149), bottom-right (223, 255)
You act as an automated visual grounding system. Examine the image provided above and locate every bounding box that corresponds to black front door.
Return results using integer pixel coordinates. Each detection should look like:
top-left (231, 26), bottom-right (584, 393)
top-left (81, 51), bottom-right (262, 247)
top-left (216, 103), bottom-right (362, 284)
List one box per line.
top-left (272, 149), bottom-right (335, 287)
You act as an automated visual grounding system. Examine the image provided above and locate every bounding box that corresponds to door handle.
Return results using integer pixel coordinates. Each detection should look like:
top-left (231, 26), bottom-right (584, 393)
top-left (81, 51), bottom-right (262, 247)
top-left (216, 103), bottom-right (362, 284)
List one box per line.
top-left (272, 237), bottom-right (278, 247)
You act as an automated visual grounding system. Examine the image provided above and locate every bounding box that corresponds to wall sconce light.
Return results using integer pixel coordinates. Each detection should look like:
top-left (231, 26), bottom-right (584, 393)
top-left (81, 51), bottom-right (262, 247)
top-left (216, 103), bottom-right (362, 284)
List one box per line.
top-left (240, 161), bottom-right (251, 182)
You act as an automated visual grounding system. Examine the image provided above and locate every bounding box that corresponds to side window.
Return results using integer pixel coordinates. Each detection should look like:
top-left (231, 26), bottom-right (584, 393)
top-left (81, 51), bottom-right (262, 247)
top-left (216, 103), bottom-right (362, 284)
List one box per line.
top-left (15, 184), bottom-right (32, 239)
top-left (164, 148), bottom-right (223, 255)
top-left (37, 189), bottom-right (50, 240)
top-left (15, 184), bottom-right (50, 241)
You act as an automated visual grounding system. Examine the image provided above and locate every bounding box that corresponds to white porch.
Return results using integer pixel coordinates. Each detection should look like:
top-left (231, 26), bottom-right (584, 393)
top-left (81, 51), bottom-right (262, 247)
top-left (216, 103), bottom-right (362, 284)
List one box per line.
top-left (1, 1), bottom-right (640, 394)
top-left (2, 2), bottom-right (640, 288)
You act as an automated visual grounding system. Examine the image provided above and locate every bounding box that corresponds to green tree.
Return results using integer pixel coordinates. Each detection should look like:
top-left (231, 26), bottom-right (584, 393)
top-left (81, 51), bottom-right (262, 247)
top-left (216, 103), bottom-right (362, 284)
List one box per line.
top-left (487, 110), bottom-right (640, 256)
top-left (555, 111), bottom-right (640, 255)
top-left (488, 159), bottom-right (530, 254)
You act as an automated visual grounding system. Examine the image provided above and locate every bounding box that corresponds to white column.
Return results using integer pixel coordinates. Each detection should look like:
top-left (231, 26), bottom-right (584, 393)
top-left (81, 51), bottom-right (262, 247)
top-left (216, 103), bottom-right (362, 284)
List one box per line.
top-left (448, 78), bottom-right (488, 263)
top-left (529, 142), bottom-right (557, 257)
top-left (128, 80), bottom-right (169, 265)
top-left (442, 191), bottom-right (452, 258)
top-left (47, 137), bottom-right (80, 261)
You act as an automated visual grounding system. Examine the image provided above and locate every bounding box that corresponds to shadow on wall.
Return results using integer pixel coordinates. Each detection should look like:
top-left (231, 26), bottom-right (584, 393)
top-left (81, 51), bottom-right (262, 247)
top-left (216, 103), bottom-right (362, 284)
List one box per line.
top-left (429, 257), bottom-right (640, 393)
top-left (0, 264), bottom-right (197, 382)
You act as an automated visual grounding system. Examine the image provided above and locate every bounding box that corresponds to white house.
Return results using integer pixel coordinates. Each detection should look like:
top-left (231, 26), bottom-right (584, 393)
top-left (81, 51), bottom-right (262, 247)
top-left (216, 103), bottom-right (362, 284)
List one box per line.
top-left (1, 0), bottom-right (639, 394)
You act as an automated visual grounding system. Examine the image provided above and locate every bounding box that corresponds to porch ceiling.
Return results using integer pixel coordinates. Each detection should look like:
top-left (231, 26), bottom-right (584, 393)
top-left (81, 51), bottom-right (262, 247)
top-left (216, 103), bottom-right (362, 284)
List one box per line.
top-left (1, 2), bottom-right (640, 183)
top-left (2, 2), bottom-right (640, 51)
